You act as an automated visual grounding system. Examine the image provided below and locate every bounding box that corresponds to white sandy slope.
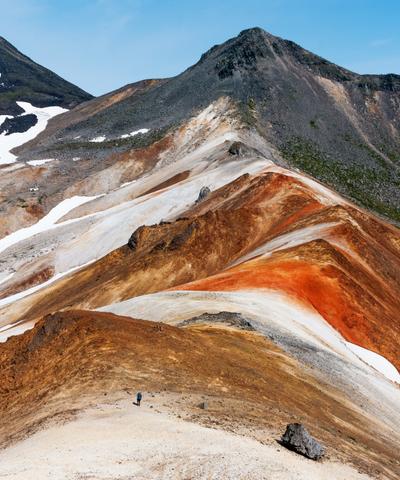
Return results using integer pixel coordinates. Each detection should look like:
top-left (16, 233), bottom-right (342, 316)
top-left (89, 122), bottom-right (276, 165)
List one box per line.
top-left (0, 399), bottom-right (371, 480)
top-left (0, 195), bottom-right (100, 256)
top-left (99, 289), bottom-right (400, 381)
top-left (0, 102), bottom-right (67, 164)
top-left (0, 134), bottom-right (267, 314)
top-left (229, 222), bottom-right (340, 268)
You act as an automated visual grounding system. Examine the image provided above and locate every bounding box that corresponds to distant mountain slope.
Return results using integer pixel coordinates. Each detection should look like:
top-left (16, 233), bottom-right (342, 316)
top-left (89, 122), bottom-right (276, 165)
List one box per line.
top-left (0, 36), bottom-right (92, 116)
top-left (16, 27), bottom-right (400, 223)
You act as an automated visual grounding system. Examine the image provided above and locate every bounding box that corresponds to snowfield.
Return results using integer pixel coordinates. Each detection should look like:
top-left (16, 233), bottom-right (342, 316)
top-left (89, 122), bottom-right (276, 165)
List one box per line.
top-left (346, 342), bottom-right (400, 384)
top-left (120, 128), bottom-right (149, 138)
top-left (90, 136), bottom-right (106, 142)
top-left (0, 195), bottom-right (100, 256)
top-left (0, 102), bottom-right (68, 164)
top-left (26, 158), bottom-right (55, 166)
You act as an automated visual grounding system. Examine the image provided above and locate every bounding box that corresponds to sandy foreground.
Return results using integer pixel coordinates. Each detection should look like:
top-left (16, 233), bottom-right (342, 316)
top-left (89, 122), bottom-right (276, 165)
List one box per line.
top-left (0, 398), bottom-right (371, 480)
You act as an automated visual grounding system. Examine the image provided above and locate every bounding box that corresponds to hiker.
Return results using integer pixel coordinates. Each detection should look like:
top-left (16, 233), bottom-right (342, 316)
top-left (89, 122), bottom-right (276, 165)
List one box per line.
top-left (136, 392), bottom-right (142, 406)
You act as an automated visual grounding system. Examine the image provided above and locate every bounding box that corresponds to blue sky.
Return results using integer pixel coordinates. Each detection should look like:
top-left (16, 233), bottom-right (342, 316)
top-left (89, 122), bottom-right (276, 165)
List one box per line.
top-left (1, 0), bottom-right (399, 96)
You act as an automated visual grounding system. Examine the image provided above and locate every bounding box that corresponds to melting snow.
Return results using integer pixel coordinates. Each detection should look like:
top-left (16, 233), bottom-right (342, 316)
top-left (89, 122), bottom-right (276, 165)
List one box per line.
top-left (346, 342), bottom-right (400, 384)
top-left (0, 102), bottom-right (67, 165)
top-left (27, 158), bottom-right (55, 166)
top-left (120, 128), bottom-right (149, 139)
top-left (90, 136), bottom-right (106, 143)
top-left (0, 195), bottom-right (100, 256)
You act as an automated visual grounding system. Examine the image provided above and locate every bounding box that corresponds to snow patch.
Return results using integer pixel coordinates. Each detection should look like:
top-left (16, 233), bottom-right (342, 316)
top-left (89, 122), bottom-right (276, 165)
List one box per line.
top-left (0, 195), bottom-right (100, 256)
top-left (0, 271), bottom-right (15, 287)
top-left (90, 136), bottom-right (106, 143)
top-left (346, 342), bottom-right (400, 384)
top-left (120, 128), bottom-right (149, 139)
top-left (27, 158), bottom-right (55, 166)
top-left (0, 102), bottom-right (67, 165)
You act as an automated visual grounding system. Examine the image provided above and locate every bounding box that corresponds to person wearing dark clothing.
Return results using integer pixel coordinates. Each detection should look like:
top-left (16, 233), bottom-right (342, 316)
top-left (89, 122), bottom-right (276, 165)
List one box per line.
top-left (136, 392), bottom-right (142, 406)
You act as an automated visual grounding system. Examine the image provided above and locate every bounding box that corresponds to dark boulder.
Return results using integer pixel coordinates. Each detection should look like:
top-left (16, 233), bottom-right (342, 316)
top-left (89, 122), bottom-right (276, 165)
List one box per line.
top-left (228, 141), bottom-right (244, 156)
top-left (280, 423), bottom-right (325, 460)
top-left (178, 311), bottom-right (254, 331)
top-left (195, 186), bottom-right (210, 203)
top-left (228, 141), bottom-right (255, 156)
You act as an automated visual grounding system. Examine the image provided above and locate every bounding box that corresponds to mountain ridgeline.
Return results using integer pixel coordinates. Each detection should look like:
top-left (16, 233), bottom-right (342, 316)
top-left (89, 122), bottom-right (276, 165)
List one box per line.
top-left (0, 36), bottom-right (92, 116)
top-left (12, 28), bottom-right (400, 223)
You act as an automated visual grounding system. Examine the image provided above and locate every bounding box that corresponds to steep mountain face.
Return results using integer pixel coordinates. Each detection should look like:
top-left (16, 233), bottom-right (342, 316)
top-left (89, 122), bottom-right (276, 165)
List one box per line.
top-left (0, 29), bottom-right (400, 479)
top-left (0, 36), bottom-right (92, 116)
top-left (14, 27), bottom-right (400, 223)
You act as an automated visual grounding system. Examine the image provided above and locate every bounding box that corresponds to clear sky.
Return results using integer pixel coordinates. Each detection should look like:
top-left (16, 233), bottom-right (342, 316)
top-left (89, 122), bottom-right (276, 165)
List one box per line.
top-left (1, 0), bottom-right (399, 96)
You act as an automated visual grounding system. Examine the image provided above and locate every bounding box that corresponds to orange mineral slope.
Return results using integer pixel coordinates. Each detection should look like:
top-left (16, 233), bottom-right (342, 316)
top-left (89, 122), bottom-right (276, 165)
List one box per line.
top-left (2, 165), bottom-right (400, 377)
top-left (1, 310), bottom-right (399, 478)
top-left (169, 171), bottom-right (400, 373)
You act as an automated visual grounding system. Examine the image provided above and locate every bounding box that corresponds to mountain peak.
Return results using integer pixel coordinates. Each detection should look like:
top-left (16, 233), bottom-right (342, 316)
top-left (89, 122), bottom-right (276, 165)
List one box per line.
top-left (237, 26), bottom-right (271, 39)
top-left (0, 36), bottom-right (92, 115)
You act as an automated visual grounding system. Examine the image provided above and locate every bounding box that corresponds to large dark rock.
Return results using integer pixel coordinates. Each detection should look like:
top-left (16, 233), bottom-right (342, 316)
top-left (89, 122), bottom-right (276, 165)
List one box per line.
top-left (178, 311), bottom-right (254, 330)
top-left (281, 423), bottom-right (325, 460)
top-left (195, 186), bottom-right (211, 203)
top-left (0, 114), bottom-right (37, 135)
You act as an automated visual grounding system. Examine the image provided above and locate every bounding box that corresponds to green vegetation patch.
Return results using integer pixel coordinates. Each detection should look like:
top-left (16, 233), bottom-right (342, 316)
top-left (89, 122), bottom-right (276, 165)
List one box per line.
top-left (281, 136), bottom-right (400, 223)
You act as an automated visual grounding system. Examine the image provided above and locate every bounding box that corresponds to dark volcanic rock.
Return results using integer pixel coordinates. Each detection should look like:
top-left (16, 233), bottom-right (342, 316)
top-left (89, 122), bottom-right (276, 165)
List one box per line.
top-left (228, 141), bottom-right (244, 156)
top-left (27, 314), bottom-right (70, 352)
top-left (228, 141), bottom-right (256, 157)
top-left (281, 423), bottom-right (325, 460)
top-left (195, 186), bottom-right (211, 203)
top-left (127, 230), bottom-right (140, 251)
top-left (0, 36), bottom-right (92, 116)
top-left (0, 114), bottom-right (37, 135)
top-left (169, 222), bottom-right (197, 249)
top-left (178, 311), bottom-right (254, 331)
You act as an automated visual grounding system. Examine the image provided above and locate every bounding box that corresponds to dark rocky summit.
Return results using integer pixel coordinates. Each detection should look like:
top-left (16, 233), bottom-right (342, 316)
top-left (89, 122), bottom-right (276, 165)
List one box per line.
top-left (9, 27), bottom-right (400, 223)
top-left (281, 423), bottom-right (325, 460)
top-left (0, 36), bottom-right (92, 116)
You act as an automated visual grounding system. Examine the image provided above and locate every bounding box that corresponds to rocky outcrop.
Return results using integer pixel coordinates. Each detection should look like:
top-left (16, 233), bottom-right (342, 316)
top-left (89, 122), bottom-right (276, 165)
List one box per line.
top-left (178, 311), bottom-right (254, 330)
top-left (0, 114), bottom-right (38, 135)
top-left (281, 423), bottom-right (325, 460)
top-left (195, 186), bottom-right (211, 203)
